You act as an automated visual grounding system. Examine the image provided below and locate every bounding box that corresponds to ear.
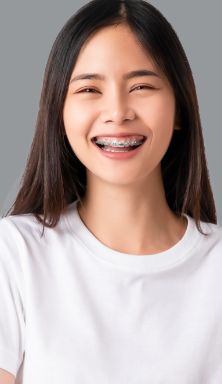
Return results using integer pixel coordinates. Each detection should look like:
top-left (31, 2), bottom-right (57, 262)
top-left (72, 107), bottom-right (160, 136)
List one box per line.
top-left (174, 109), bottom-right (182, 130)
top-left (174, 124), bottom-right (182, 131)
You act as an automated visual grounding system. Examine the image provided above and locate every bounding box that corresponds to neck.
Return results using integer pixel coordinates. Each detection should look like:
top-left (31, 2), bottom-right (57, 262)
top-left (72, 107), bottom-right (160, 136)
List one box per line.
top-left (77, 168), bottom-right (187, 255)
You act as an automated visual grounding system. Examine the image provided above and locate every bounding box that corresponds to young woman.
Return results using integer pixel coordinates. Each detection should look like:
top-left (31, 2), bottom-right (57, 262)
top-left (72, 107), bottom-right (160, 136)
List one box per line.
top-left (0, 0), bottom-right (221, 383)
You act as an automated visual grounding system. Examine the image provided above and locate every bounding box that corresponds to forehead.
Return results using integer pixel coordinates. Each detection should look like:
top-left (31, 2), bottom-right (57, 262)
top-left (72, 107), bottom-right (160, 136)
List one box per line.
top-left (70, 23), bottom-right (173, 90)
top-left (73, 24), bottom-right (158, 73)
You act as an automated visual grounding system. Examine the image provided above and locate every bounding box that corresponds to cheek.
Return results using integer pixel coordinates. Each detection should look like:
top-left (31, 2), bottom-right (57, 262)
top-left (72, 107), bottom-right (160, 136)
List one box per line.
top-left (140, 93), bottom-right (175, 136)
top-left (158, 93), bottom-right (175, 125)
top-left (63, 99), bottom-right (95, 138)
top-left (138, 93), bottom-right (175, 166)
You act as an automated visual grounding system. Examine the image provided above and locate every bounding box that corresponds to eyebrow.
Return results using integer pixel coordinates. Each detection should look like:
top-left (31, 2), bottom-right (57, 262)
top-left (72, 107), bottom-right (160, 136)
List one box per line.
top-left (70, 69), bottom-right (161, 83)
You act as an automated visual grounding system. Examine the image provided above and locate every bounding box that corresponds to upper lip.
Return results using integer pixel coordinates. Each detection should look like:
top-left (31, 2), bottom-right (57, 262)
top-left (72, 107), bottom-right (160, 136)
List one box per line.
top-left (91, 133), bottom-right (147, 139)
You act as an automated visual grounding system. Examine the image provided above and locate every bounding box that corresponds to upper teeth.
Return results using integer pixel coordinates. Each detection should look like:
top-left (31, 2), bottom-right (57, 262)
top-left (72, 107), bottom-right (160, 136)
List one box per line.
top-left (94, 137), bottom-right (144, 147)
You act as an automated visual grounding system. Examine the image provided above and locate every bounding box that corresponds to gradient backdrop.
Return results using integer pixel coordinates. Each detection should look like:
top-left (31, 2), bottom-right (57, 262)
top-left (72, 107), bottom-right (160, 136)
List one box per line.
top-left (0, 1), bottom-right (221, 223)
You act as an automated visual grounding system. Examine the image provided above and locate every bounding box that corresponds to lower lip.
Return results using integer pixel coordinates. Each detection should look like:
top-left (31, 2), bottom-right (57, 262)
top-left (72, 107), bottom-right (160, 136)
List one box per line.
top-left (92, 140), bottom-right (146, 160)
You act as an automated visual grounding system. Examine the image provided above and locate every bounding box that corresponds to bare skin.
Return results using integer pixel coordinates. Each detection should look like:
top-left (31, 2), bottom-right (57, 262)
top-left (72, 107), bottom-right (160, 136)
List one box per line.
top-left (0, 369), bottom-right (15, 384)
top-left (63, 23), bottom-right (187, 255)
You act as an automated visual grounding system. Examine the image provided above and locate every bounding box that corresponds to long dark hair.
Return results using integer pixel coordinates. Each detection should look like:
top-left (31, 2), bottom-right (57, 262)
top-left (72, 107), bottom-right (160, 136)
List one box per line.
top-left (3, 0), bottom-right (217, 236)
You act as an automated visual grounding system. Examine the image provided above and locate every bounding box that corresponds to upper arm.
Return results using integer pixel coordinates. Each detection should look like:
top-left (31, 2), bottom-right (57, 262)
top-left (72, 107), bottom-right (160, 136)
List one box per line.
top-left (0, 368), bottom-right (15, 384)
top-left (0, 219), bottom-right (26, 378)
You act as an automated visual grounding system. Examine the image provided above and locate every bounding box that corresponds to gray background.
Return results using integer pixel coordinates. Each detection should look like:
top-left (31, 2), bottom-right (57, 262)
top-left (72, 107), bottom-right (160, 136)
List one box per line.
top-left (0, 1), bottom-right (221, 223)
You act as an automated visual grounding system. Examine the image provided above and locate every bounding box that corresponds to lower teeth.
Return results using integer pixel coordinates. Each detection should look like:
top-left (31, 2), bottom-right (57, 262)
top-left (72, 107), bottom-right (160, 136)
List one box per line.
top-left (102, 146), bottom-right (135, 152)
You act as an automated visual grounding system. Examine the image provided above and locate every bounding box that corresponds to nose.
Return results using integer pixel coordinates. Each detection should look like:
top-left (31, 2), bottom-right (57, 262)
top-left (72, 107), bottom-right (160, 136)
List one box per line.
top-left (100, 91), bottom-right (135, 125)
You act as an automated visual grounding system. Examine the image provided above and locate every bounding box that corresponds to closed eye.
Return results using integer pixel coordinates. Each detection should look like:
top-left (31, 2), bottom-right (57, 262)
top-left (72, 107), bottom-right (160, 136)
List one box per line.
top-left (131, 85), bottom-right (156, 91)
top-left (76, 85), bottom-right (157, 94)
top-left (77, 87), bottom-right (98, 93)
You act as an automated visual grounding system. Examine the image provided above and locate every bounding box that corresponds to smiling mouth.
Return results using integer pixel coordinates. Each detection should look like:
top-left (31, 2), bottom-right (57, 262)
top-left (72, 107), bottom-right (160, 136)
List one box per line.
top-left (92, 136), bottom-right (147, 152)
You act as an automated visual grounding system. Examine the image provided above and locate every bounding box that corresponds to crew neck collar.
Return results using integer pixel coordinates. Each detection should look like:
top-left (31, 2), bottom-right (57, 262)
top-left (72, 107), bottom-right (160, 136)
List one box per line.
top-left (63, 200), bottom-right (203, 273)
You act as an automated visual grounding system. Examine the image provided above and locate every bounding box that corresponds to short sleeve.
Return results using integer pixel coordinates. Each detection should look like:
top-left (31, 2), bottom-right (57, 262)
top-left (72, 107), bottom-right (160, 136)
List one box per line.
top-left (0, 218), bottom-right (26, 377)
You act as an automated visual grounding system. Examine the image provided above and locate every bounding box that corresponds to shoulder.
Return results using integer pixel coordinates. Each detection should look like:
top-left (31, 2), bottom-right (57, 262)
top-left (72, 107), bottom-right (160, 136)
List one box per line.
top-left (0, 212), bottom-right (64, 268)
top-left (200, 219), bottom-right (222, 245)
top-left (0, 212), bottom-right (40, 237)
top-left (195, 219), bottom-right (222, 274)
top-left (0, 209), bottom-right (72, 264)
top-left (0, 209), bottom-right (69, 244)
top-left (197, 218), bottom-right (222, 252)
top-left (0, 211), bottom-right (69, 284)
top-left (0, 213), bottom-right (44, 257)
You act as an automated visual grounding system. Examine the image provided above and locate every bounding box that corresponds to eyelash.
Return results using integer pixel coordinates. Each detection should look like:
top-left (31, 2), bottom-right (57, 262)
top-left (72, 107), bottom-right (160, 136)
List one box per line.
top-left (77, 85), bottom-right (156, 93)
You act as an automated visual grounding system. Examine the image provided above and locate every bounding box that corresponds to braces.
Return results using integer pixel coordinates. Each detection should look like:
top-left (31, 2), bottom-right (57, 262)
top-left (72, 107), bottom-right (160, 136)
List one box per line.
top-left (94, 138), bottom-right (144, 147)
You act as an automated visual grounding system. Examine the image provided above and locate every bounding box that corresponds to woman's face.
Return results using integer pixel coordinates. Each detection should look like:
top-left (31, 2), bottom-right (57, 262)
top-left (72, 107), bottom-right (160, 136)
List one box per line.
top-left (63, 23), bottom-right (176, 186)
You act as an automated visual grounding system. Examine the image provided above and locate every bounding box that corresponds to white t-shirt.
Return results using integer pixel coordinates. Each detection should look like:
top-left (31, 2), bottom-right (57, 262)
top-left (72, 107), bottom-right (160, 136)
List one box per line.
top-left (0, 200), bottom-right (222, 383)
